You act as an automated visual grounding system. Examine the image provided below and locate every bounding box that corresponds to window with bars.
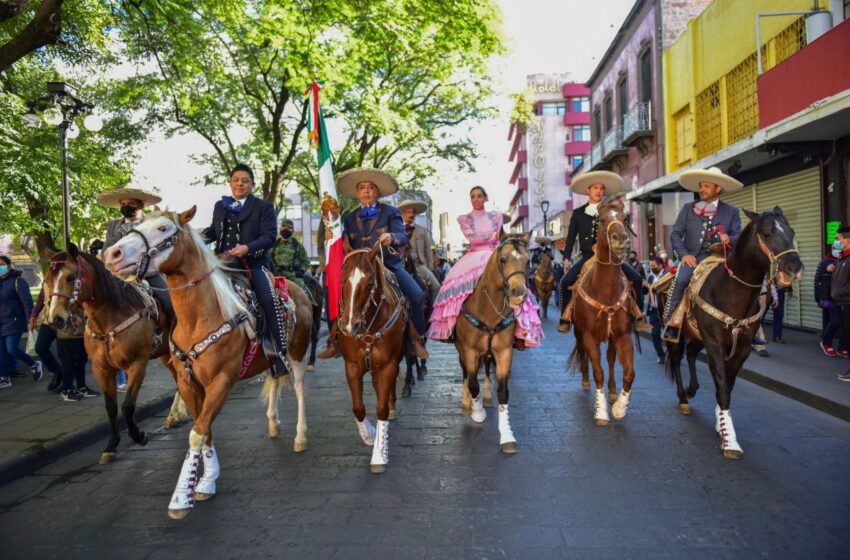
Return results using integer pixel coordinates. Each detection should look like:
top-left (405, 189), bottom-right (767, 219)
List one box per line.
top-left (617, 76), bottom-right (628, 127)
top-left (604, 94), bottom-right (613, 132)
top-left (727, 53), bottom-right (759, 143)
top-left (695, 81), bottom-right (722, 159)
top-left (772, 16), bottom-right (807, 68)
top-left (673, 107), bottom-right (694, 167)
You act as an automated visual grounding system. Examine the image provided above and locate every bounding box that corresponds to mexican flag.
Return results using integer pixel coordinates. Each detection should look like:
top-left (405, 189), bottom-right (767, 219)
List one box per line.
top-left (306, 81), bottom-right (343, 321)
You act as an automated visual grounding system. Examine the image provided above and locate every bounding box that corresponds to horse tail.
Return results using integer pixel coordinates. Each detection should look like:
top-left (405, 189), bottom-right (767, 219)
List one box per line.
top-left (663, 341), bottom-right (678, 382)
top-left (566, 343), bottom-right (585, 374)
top-left (259, 373), bottom-right (288, 404)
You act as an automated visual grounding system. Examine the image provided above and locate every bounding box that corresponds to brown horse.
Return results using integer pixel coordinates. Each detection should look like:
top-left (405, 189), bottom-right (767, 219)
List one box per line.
top-left (534, 252), bottom-right (556, 318)
top-left (104, 207), bottom-right (313, 519)
top-left (456, 232), bottom-right (532, 454)
top-left (44, 244), bottom-right (188, 464)
top-left (656, 207), bottom-right (803, 458)
top-left (337, 244), bottom-right (407, 473)
top-left (566, 198), bottom-right (638, 426)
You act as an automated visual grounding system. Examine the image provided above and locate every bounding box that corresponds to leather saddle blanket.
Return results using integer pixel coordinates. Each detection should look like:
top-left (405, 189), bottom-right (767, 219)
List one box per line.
top-left (653, 256), bottom-right (724, 342)
top-left (561, 258), bottom-right (641, 327)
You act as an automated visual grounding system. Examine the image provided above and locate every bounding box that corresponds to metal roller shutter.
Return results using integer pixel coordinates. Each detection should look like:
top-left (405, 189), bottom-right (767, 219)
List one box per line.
top-left (723, 166), bottom-right (822, 330)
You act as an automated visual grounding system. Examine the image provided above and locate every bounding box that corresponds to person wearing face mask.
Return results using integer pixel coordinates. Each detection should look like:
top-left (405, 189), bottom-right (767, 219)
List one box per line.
top-left (556, 171), bottom-right (648, 334)
top-left (815, 240), bottom-right (844, 357)
top-left (0, 255), bottom-right (42, 389)
top-left (830, 227), bottom-right (850, 381)
top-left (271, 218), bottom-right (309, 291)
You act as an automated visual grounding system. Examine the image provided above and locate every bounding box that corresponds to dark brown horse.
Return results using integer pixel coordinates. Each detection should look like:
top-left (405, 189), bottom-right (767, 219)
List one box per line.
top-left (105, 208), bottom-right (313, 518)
top-left (338, 244), bottom-right (407, 473)
top-left (567, 198), bottom-right (639, 426)
top-left (455, 232), bottom-right (531, 454)
top-left (44, 244), bottom-right (187, 464)
top-left (657, 207), bottom-right (803, 458)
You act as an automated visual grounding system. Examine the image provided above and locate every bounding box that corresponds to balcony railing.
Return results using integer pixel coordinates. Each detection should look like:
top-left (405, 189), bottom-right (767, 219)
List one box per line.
top-left (590, 142), bottom-right (603, 169)
top-left (623, 102), bottom-right (653, 144)
top-left (602, 125), bottom-right (627, 161)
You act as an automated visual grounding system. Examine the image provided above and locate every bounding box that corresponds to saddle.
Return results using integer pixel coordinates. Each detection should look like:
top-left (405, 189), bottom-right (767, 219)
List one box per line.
top-left (560, 258), bottom-right (642, 332)
top-left (653, 256), bottom-right (724, 342)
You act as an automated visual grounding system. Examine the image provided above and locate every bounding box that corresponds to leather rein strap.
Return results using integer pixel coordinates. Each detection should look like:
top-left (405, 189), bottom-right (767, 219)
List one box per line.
top-left (575, 262), bottom-right (631, 338)
top-left (169, 311), bottom-right (252, 387)
top-left (690, 291), bottom-right (767, 361)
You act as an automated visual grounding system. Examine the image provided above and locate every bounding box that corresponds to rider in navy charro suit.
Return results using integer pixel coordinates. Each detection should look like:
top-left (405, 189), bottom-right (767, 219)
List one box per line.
top-left (201, 163), bottom-right (290, 375)
top-left (661, 166), bottom-right (743, 341)
top-left (318, 168), bottom-right (429, 360)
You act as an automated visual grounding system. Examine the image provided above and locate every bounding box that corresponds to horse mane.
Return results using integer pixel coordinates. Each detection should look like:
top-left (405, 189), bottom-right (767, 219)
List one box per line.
top-left (52, 251), bottom-right (149, 311)
top-left (163, 212), bottom-right (250, 327)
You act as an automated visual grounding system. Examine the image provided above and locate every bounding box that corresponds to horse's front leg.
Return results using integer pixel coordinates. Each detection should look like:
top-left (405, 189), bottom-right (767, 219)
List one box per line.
top-left (606, 341), bottom-right (618, 403)
top-left (612, 332), bottom-right (635, 421)
top-left (706, 350), bottom-right (743, 459)
top-left (482, 356), bottom-right (493, 408)
top-left (95, 359), bottom-right (120, 464)
top-left (494, 345), bottom-right (516, 454)
top-left (290, 360), bottom-right (308, 452)
top-left (666, 340), bottom-right (690, 415)
top-left (458, 354), bottom-right (472, 415)
top-left (369, 363), bottom-right (395, 473)
top-left (460, 348), bottom-right (485, 423)
top-left (345, 361), bottom-right (373, 445)
top-left (167, 376), bottom-right (206, 520)
top-left (388, 357), bottom-right (399, 421)
top-left (581, 332), bottom-right (609, 426)
top-left (402, 353), bottom-right (414, 398)
top-left (685, 340), bottom-right (702, 398)
top-left (263, 374), bottom-right (281, 438)
top-left (123, 362), bottom-right (150, 446)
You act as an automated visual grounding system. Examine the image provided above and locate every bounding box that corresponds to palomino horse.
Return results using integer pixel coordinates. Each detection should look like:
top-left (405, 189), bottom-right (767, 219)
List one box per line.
top-left (566, 198), bottom-right (639, 426)
top-left (456, 232), bottom-right (532, 454)
top-left (337, 243), bottom-right (407, 473)
top-left (44, 245), bottom-right (187, 464)
top-left (104, 207), bottom-right (313, 519)
top-left (533, 252), bottom-right (556, 319)
top-left (656, 207), bottom-right (803, 458)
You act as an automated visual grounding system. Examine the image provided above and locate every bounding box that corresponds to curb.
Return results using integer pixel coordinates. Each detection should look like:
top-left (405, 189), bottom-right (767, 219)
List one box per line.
top-left (638, 332), bottom-right (850, 423)
top-left (0, 391), bottom-right (175, 488)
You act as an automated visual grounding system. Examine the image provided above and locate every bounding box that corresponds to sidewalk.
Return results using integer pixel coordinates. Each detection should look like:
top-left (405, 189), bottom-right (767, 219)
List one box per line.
top-left (642, 325), bottom-right (850, 422)
top-left (0, 356), bottom-right (177, 486)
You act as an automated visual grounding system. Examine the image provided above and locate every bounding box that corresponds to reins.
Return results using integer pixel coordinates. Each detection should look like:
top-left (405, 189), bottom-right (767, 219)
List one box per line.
top-left (722, 229), bottom-right (799, 289)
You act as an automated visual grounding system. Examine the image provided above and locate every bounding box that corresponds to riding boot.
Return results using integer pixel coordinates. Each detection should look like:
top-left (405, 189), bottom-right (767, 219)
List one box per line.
top-left (317, 321), bottom-right (340, 360)
top-left (409, 324), bottom-right (429, 360)
top-left (558, 290), bottom-right (573, 333)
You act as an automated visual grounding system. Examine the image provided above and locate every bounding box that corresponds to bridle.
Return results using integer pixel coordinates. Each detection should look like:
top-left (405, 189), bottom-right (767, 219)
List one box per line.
top-left (481, 237), bottom-right (530, 319)
top-left (722, 221), bottom-right (799, 288)
top-left (595, 213), bottom-right (629, 266)
top-left (49, 256), bottom-right (94, 308)
top-left (127, 226), bottom-right (180, 280)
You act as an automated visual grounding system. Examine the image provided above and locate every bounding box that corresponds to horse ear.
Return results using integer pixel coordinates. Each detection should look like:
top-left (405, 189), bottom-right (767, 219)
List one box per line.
top-left (521, 232), bottom-right (532, 246)
top-left (42, 247), bottom-right (57, 261)
top-left (68, 242), bottom-right (80, 258)
top-left (178, 206), bottom-right (197, 225)
top-left (498, 227), bottom-right (505, 241)
top-left (368, 242), bottom-right (382, 260)
top-left (743, 208), bottom-right (759, 222)
top-left (773, 205), bottom-right (784, 216)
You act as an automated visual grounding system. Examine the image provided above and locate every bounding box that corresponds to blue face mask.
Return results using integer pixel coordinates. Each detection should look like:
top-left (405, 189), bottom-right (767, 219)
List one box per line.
top-left (0, 266), bottom-right (8, 275)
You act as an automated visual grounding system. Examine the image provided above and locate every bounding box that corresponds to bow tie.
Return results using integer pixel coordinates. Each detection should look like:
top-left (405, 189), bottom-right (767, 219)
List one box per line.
top-left (358, 204), bottom-right (379, 221)
top-left (693, 201), bottom-right (717, 217)
top-left (222, 196), bottom-right (243, 214)
top-left (585, 203), bottom-right (599, 217)
top-left (405, 224), bottom-right (415, 236)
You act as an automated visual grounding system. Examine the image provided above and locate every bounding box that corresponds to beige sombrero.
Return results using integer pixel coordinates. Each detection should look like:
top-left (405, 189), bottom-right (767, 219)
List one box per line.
top-left (679, 166), bottom-right (743, 193)
top-left (570, 170), bottom-right (624, 196)
top-left (336, 167), bottom-right (399, 198)
top-left (397, 199), bottom-right (428, 214)
top-left (96, 187), bottom-right (162, 209)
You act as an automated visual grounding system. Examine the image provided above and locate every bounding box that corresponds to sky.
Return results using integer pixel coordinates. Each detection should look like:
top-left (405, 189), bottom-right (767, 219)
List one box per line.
top-left (131, 0), bottom-right (635, 245)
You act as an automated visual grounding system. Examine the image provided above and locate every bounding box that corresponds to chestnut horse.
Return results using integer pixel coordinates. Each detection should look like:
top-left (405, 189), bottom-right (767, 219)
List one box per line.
top-left (534, 252), bottom-right (556, 319)
top-left (104, 207), bottom-right (313, 519)
top-left (566, 198), bottom-right (638, 426)
top-left (337, 244), bottom-right (407, 473)
top-left (44, 245), bottom-right (187, 464)
top-left (657, 207), bottom-right (803, 458)
top-left (456, 232), bottom-right (532, 454)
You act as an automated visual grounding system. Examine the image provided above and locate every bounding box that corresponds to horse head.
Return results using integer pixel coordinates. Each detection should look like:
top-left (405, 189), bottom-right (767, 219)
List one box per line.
top-left (42, 243), bottom-right (92, 331)
top-left (339, 248), bottom-right (380, 336)
top-left (744, 206), bottom-right (804, 288)
top-left (496, 232), bottom-right (532, 309)
top-left (597, 197), bottom-right (630, 261)
top-left (105, 207), bottom-right (197, 279)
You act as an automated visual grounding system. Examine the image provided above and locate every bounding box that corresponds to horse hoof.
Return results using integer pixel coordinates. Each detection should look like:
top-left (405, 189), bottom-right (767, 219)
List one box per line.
top-left (168, 508), bottom-right (192, 520)
top-left (581, 381), bottom-right (590, 391)
top-left (595, 418), bottom-right (609, 427)
top-left (402, 385), bottom-right (411, 398)
top-left (370, 464), bottom-right (386, 474)
top-left (686, 385), bottom-right (699, 398)
top-left (99, 452), bottom-right (116, 465)
top-left (678, 403), bottom-right (692, 415)
top-left (293, 440), bottom-right (307, 453)
top-left (268, 425), bottom-right (280, 438)
top-left (500, 442), bottom-right (518, 454)
top-left (723, 449), bottom-right (743, 460)
top-left (137, 432), bottom-right (149, 446)
top-left (420, 365), bottom-right (428, 376)
top-left (193, 492), bottom-right (215, 502)
top-left (164, 419), bottom-right (174, 430)
top-left (388, 409), bottom-right (397, 421)
top-left (608, 393), bottom-right (618, 404)
top-left (306, 364), bottom-right (315, 372)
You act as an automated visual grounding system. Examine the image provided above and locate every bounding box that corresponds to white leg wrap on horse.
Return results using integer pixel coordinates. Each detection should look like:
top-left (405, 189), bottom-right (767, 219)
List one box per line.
top-left (194, 444), bottom-right (220, 496)
top-left (594, 389), bottom-right (610, 424)
top-left (370, 419), bottom-right (389, 468)
top-left (718, 409), bottom-right (743, 455)
top-left (498, 405), bottom-right (515, 445)
top-left (470, 393), bottom-right (486, 423)
top-left (612, 390), bottom-right (631, 420)
top-left (169, 448), bottom-right (201, 511)
top-left (357, 418), bottom-right (376, 446)
top-left (715, 404), bottom-right (721, 434)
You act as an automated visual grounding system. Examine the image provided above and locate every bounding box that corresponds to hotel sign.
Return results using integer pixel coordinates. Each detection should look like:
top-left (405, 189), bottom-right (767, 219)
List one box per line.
top-left (531, 79), bottom-right (564, 93)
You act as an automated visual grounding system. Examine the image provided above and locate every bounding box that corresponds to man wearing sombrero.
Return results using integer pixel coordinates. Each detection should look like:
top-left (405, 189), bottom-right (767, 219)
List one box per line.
top-left (556, 171), bottom-right (646, 333)
top-left (318, 168), bottom-right (429, 360)
top-left (398, 199), bottom-right (441, 305)
top-left (661, 166), bottom-right (743, 341)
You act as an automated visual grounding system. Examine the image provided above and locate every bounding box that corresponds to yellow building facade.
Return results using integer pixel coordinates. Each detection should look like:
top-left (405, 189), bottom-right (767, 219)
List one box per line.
top-left (663, 0), bottom-right (827, 172)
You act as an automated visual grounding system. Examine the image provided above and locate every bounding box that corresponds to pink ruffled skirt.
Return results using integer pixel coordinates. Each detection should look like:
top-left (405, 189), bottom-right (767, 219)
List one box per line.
top-left (428, 249), bottom-right (544, 347)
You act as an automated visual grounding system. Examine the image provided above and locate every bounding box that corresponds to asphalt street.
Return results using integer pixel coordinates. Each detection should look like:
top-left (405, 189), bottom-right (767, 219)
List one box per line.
top-left (1, 317), bottom-right (848, 559)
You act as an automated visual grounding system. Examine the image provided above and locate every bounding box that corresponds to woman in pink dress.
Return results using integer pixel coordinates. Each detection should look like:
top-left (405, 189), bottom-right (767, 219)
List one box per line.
top-left (428, 187), bottom-right (543, 347)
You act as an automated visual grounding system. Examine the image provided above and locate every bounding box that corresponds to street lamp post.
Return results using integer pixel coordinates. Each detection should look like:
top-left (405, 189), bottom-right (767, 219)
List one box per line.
top-left (25, 82), bottom-right (102, 249)
top-left (540, 199), bottom-right (550, 237)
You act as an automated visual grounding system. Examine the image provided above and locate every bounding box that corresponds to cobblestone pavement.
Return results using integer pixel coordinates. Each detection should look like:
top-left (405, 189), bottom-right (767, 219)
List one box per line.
top-left (1, 317), bottom-right (848, 559)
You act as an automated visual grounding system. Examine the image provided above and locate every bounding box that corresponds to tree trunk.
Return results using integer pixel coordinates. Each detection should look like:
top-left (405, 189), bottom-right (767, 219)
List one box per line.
top-left (0, 0), bottom-right (65, 73)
